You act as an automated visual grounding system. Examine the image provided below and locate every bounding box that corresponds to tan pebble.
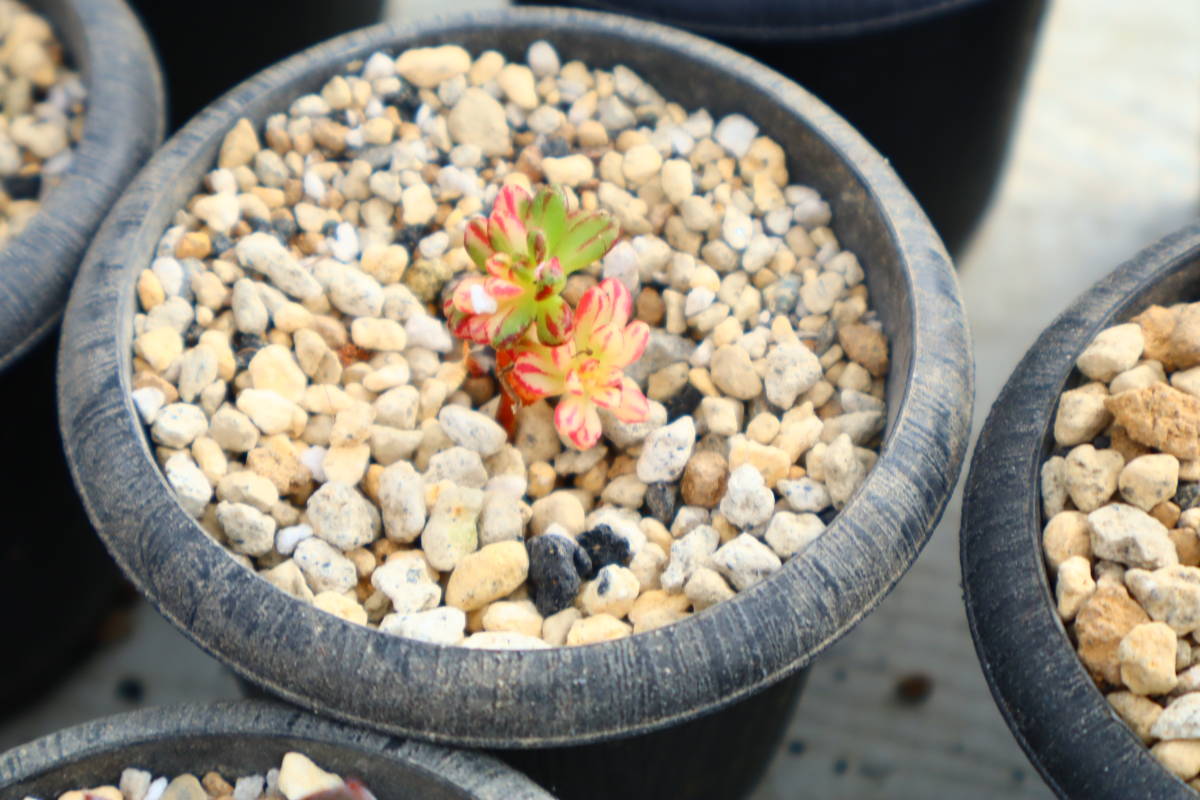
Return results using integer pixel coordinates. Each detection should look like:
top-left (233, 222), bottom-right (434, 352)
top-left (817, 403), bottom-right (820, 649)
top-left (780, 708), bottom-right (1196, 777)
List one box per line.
top-left (137, 269), bottom-right (165, 310)
top-left (1152, 740), bottom-right (1200, 781)
top-left (1063, 444), bottom-right (1124, 512)
top-left (445, 541), bottom-right (529, 611)
top-left (580, 565), bottom-right (640, 618)
top-left (1133, 305), bottom-right (1176, 366)
top-left (1053, 382), bottom-right (1112, 447)
top-left (1042, 510), bottom-right (1092, 571)
top-left (727, 436), bottom-right (790, 489)
top-left (218, 118), bottom-right (260, 169)
top-left (1056, 556), bottom-right (1096, 621)
top-left (1077, 323), bottom-right (1145, 381)
top-left (1119, 454), bottom-right (1180, 512)
top-left (1118, 621), bottom-right (1179, 695)
top-left (746, 413), bottom-right (780, 444)
top-left (313, 591), bottom-right (368, 625)
top-left (1074, 584), bottom-right (1152, 685)
top-left (680, 451), bottom-right (729, 509)
top-left (134, 327), bottom-right (183, 372)
top-left (628, 589), bottom-right (691, 633)
top-left (530, 490), bottom-right (584, 536)
top-left (685, 567), bottom-right (735, 611)
top-left (1168, 304), bottom-right (1200, 370)
top-left (1107, 690), bottom-right (1164, 743)
top-left (482, 599), bottom-right (543, 637)
top-left (1171, 529), bottom-right (1200, 566)
top-left (1107, 383), bottom-right (1200, 460)
top-left (566, 613), bottom-right (631, 645)
top-left (396, 45), bottom-right (471, 88)
top-left (542, 607), bottom-right (581, 646)
top-left (278, 752), bottom-right (343, 798)
top-left (640, 518), bottom-right (672, 552)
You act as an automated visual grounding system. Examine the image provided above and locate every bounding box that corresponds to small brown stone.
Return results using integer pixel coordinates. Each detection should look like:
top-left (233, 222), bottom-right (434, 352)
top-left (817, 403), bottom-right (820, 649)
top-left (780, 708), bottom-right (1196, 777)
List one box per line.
top-left (1074, 583), bottom-right (1152, 686)
top-left (1152, 501), bottom-right (1182, 529)
top-left (681, 451), bottom-right (729, 508)
top-left (1169, 303), bottom-right (1200, 370)
top-left (175, 231), bottom-right (212, 259)
top-left (1107, 383), bottom-right (1200, 460)
top-left (1171, 528), bottom-right (1200, 567)
top-left (1108, 424), bottom-right (1151, 462)
top-left (202, 773), bottom-right (234, 796)
top-left (1133, 304), bottom-right (1178, 366)
top-left (636, 287), bottom-right (665, 326)
top-left (837, 323), bottom-right (889, 377)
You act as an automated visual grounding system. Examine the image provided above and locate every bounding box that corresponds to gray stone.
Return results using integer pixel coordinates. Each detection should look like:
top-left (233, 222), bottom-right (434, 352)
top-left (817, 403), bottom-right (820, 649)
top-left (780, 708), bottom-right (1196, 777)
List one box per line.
top-left (637, 416), bottom-right (696, 483)
top-left (306, 481), bottom-right (380, 551)
top-left (712, 533), bottom-right (783, 590)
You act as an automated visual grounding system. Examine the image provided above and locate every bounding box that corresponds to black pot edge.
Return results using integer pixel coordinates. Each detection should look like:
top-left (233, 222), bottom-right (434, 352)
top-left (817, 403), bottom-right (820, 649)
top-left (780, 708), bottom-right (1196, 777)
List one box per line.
top-left (530, 0), bottom-right (996, 42)
top-left (0, 0), bottom-right (164, 371)
top-left (0, 700), bottom-right (553, 799)
top-left (57, 6), bottom-right (973, 748)
top-left (961, 220), bottom-right (1200, 798)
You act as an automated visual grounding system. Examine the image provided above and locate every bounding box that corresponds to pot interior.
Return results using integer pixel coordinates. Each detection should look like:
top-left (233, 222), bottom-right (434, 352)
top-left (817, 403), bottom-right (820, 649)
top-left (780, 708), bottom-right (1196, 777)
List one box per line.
top-left (115, 17), bottom-right (913, 441)
top-left (1030, 250), bottom-right (1200, 625)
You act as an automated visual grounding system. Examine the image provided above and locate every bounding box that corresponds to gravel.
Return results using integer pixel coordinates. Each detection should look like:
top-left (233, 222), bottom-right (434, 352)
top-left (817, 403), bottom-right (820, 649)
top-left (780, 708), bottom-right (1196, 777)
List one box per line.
top-left (129, 39), bottom-right (890, 649)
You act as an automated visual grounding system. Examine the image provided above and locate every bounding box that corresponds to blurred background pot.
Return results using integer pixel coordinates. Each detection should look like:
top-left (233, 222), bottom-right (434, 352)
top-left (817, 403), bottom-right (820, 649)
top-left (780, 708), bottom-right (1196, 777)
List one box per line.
top-left (129, 0), bottom-right (383, 130)
top-left (58, 8), bottom-right (972, 799)
top-left (0, 700), bottom-right (552, 799)
top-left (0, 0), bottom-right (162, 717)
top-left (516, 0), bottom-right (1048, 257)
top-left (961, 222), bottom-right (1200, 798)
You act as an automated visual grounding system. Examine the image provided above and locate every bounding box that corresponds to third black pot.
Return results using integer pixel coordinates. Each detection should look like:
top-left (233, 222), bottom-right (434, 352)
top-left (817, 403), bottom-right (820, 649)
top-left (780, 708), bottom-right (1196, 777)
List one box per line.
top-left (518, 0), bottom-right (1047, 256)
top-left (0, 0), bottom-right (162, 716)
top-left (58, 8), bottom-right (973, 800)
top-left (0, 701), bottom-right (551, 799)
top-left (961, 221), bottom-right (1200, 798)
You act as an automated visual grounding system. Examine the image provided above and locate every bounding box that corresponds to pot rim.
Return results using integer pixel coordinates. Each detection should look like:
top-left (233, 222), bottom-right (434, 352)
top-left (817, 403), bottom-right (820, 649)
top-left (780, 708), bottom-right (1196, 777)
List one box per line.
top-left (58, 6), bottom-right (972, 747)
top-left (546, 0), bottom-right (997, 42)
top-left (0, 699), bottom-right (551, 798)
top-left (0, 0), bottom-right (164, 371)
top-left (961, 221), bottom-right (1200, 798)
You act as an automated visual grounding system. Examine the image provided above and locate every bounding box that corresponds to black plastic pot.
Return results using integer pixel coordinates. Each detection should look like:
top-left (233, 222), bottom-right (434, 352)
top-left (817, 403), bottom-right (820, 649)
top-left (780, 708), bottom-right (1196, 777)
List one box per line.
top-left (961, 221), bottom-right (1200, 798)
top-left (0, 701), bottom-right (552, 799)
top-left (130, 0), bottom-right (383, 131)
top-left (58, 8), bottom-right (973, 800)
top-left (517, 0), bottom-right (1047, 257)
top-left (0, 0), bottom-right (162, 715)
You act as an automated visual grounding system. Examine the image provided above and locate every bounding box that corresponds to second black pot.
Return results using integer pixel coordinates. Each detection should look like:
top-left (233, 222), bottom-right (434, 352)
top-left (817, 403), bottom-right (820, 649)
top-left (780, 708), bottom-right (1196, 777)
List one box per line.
top-left (962, 221), bottom-right (1200, 798)
top-left (518, 0), bottom-right (1047, 256)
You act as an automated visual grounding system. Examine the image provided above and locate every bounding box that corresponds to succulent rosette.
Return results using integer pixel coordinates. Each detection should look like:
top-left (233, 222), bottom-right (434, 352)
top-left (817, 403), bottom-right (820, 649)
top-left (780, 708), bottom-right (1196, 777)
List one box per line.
top-left (444, 184), bottom-right (617, 349)
top-left (508, 278), bottom-right (651, 449)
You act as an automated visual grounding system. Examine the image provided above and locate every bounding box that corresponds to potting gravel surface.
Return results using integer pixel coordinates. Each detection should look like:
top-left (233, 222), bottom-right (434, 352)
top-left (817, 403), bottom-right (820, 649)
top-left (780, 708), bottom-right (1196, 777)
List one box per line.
top-left (128, 41), bottom-right (889, 648)
top-left (0, 0), bottom-right (83, 248)
top-left (1042, 307), bottom-right (1200, 787)
top-left (24, 750), bottom-right (373, 799)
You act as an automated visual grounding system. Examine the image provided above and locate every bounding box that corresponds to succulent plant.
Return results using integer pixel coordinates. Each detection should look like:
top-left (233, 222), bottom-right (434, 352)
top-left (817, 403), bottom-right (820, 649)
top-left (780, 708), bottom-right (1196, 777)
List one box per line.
top-left (444, 184), bottom-right (618, 349)
top-left (508, 278), bottom-right (650, 449)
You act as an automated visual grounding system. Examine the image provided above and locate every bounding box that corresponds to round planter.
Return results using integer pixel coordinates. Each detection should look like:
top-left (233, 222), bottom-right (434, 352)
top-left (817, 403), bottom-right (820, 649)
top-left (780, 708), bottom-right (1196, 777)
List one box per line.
top-left (58, 8), bottom-right (973, 800)
top-left (961, 221), bottom-right (1200, 798)
top-left (0, 700), bottom-right (551, 799)
top-left (129, 0), bottom-right (383, 130)
top-left (0, 0), bottom-right (162, 715)
top-left (516, 0), bottom-right (1046, 256)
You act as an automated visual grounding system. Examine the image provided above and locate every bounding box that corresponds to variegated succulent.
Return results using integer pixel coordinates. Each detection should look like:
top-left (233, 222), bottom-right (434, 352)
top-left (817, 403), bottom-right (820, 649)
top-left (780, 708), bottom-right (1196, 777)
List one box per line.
top-left (444, 184), bottom-right (618, 348)
top-left (507, 278), bottom-right (650, 450)
top-left (444, 184), bottom-right (649, 450)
